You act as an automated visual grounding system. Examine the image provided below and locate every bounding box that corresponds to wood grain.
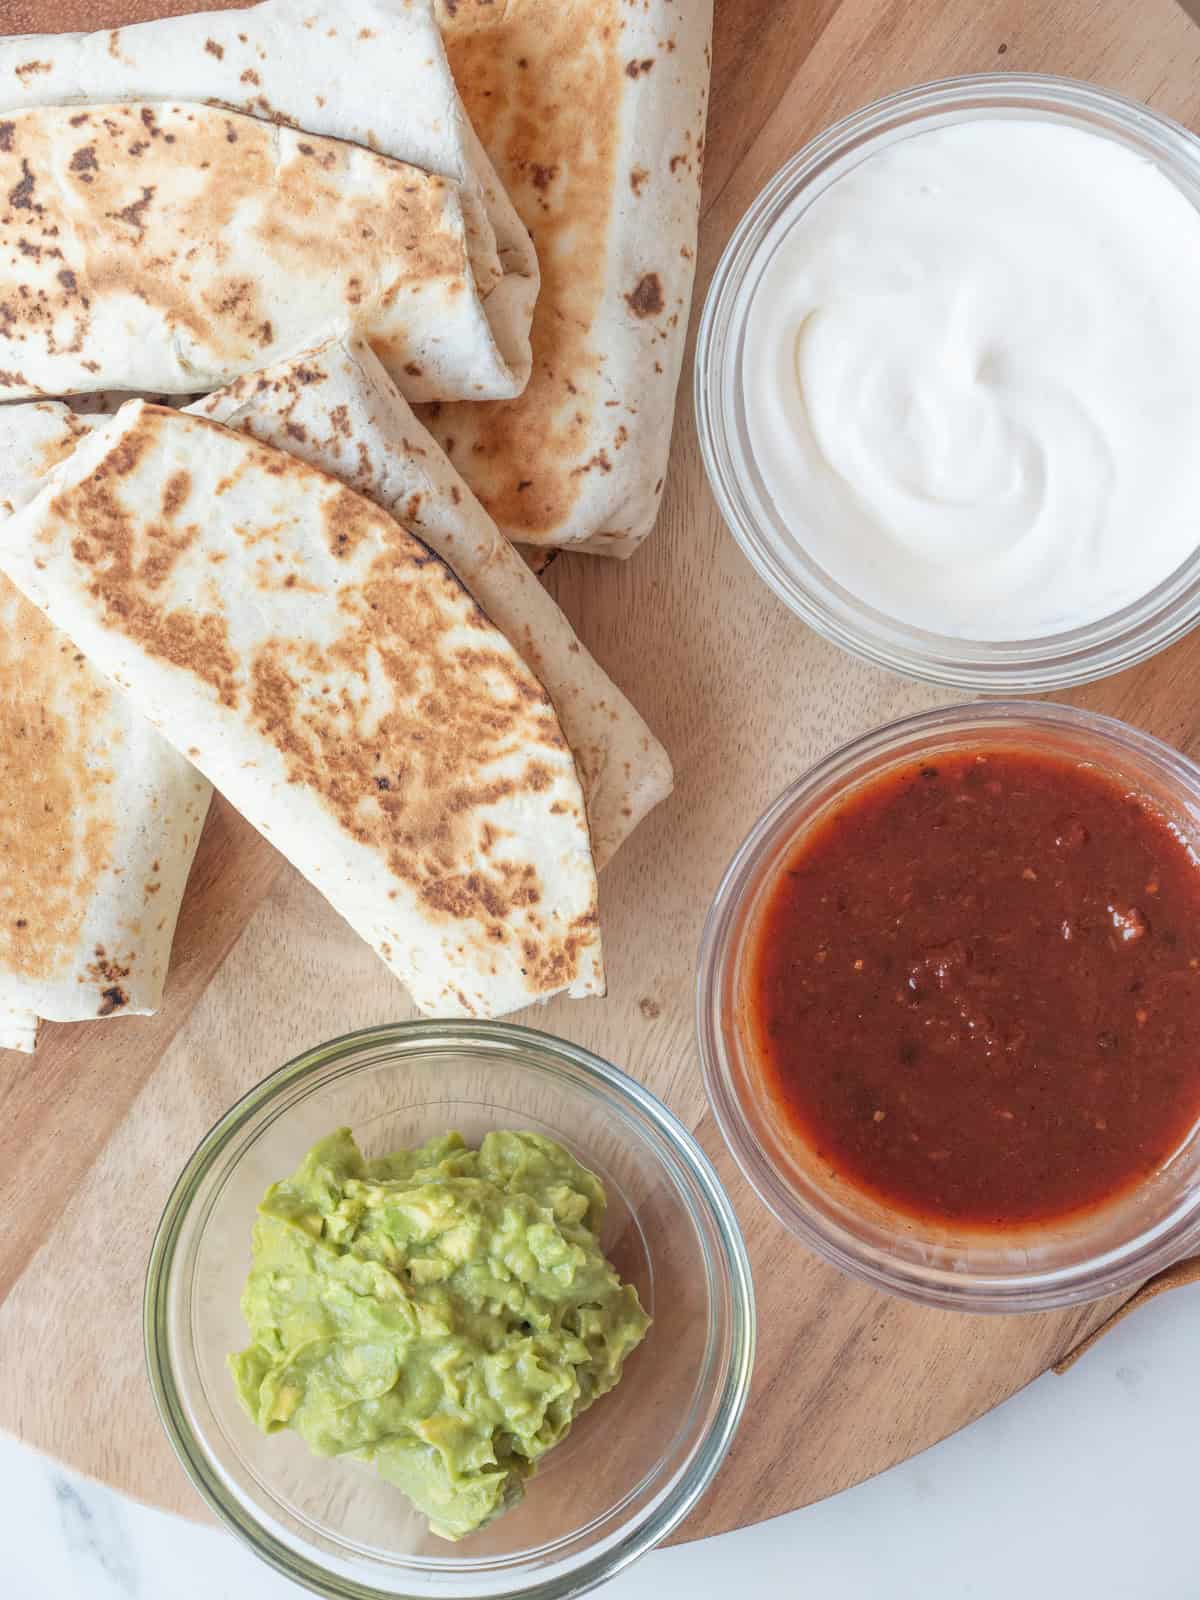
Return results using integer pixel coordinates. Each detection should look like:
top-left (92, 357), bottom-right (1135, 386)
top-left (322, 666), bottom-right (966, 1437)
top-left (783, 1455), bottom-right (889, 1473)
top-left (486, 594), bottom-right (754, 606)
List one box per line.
top-left (0, 797), bottom-right (284, 1303)
top-left (0, 0), bottom-right (251, 30)
top-left (1, 0), bottom-right (1200, 1545)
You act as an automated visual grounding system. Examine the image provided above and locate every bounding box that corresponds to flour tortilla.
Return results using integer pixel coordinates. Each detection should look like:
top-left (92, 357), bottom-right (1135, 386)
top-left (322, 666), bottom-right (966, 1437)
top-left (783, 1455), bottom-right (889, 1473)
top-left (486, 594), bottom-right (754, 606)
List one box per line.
top-left (424, 0), bottom-right (713, 555)
top-left (0, 400), bottom-right (96, 515)
top-left (0, 101), bottom-right (524, 403)
top-left (0, 341), bottom-right (675, 867)
top-left (193, 339), bottom-right (673, 868)
top-left (0, 403), bottom-right (602, 1019)
top-left (0, 0), bottom-right (535, 398)
top-left (0, 406), bottom-right (210, 1054)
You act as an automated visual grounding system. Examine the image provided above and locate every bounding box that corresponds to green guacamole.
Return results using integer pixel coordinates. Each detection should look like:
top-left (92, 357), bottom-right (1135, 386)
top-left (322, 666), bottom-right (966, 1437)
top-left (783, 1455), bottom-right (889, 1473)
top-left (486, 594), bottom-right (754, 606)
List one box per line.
top-left (229, 1127), bottom-right (650, 1540)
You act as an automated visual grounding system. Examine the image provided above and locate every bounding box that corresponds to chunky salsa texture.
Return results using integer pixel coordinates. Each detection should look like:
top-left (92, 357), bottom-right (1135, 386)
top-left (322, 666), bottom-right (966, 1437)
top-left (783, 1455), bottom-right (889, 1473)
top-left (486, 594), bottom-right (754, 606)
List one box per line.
top-left (749, 748), bottom-right (1200, 1229)
top-left (230, 1127), bottom-right (649, 1540)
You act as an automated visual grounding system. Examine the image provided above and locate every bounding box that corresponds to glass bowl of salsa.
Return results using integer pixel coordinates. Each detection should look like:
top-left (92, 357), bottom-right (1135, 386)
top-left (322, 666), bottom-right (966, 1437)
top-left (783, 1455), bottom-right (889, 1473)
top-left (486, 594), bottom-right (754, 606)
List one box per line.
top-left (698, 700), bottom-right (1200, 1312)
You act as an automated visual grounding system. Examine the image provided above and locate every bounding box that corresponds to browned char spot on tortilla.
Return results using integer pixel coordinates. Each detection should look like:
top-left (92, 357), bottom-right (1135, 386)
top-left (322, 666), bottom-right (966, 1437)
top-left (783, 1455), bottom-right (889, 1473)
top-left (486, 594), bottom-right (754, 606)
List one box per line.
top-left (87, 946), bottom-right (132, 1016)
top-left (161, 469), bottom-right (191, 518)
top-left (427, 0), bottom-right (623, 538)
top-left (8, 158), bottom-right (38, 212)
top-left (97, 984), bottom-right (128, 1015)
top-left (110, 185), bottom-right (156, 235)
top-left (321, 486), bottom-right (376, 559)
top-left (625, 273), bottom-right (664, 318)
top-left (69, 145), bottom-right (99, 183)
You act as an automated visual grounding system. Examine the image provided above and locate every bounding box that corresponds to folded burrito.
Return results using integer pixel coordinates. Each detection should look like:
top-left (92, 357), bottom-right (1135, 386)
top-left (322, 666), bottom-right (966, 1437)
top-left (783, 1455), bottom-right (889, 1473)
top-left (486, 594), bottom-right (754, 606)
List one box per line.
top-left (0, 406), bottom-right (210, 1054)
top-left (425, 0), bottom-right (713, 555)
top-left (0, 403), bottom-right (603, 1019)
top-left (192, 339), bottom-right (674, 868)
top-left (0, 0), bottom-right (535, 335)
top-left (0, 340), bottom-right (675, 869)
top-left (0, 100), bottom-right (525, 403)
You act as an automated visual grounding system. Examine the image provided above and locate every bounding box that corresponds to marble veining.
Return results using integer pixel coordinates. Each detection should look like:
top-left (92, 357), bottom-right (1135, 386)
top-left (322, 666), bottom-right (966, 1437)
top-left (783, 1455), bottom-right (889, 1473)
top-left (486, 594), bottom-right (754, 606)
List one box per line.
top-left (53, 1477), bottom-right (139, 1597)
top-left (1, 1283), bottom-right (1198, 1599)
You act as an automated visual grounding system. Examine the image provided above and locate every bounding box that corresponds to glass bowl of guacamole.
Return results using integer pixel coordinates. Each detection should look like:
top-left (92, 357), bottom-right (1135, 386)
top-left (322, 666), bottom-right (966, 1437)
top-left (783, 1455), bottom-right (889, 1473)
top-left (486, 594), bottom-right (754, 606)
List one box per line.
top-left (145, 1022), bottom-right (755, 1600)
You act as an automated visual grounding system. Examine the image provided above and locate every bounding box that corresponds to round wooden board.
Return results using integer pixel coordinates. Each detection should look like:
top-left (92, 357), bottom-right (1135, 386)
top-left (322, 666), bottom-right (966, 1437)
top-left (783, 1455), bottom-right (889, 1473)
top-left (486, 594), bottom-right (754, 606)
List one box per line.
top-left (3, 0), bottom-right (1200, 1546)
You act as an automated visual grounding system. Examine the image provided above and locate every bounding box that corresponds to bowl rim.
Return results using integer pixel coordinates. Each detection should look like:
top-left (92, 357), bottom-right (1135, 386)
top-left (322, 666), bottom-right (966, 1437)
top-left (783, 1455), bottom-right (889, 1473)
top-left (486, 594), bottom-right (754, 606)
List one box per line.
top-left (696, 699), bottom-right (1200, 1314)
top-left (695, 71), bottom-right (1200, 692)
top-left (144, 1019), bottom-right (757, 1600)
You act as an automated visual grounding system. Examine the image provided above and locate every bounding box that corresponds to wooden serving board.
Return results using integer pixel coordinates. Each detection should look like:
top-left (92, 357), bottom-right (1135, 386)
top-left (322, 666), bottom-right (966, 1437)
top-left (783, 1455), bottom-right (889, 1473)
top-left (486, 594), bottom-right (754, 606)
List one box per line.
top-left (2, 0), bottom-right (1200, 1545)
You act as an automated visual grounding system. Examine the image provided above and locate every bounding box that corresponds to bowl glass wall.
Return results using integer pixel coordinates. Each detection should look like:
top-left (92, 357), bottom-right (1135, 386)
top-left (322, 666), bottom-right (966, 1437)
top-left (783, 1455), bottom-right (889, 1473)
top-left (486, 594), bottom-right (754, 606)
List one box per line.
top-left (695, 74), bottom-right (1200, 691)
top-left (698, 701), bottom-right (1200, 1312)
top-left (146, 1023), bottom-right (755, 1600)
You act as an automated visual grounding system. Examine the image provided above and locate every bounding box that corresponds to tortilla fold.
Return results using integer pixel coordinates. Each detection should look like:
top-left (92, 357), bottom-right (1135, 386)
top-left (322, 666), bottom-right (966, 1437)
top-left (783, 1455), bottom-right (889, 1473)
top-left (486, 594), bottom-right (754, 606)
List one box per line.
top-left (0, 339), bottom-right (675, 868)
top-left (0, 403), bottom-right (603, 1019)
top-left (194, 338), bottom-right (674, 869)
top-left (425, 0), bottom-right (713, 555)
top-left (0, 404), bottom-right (210, 1052)
top-left (0, 101), bottom-right (526, 403)
top-left (0, 0), bottom-right (535, 398)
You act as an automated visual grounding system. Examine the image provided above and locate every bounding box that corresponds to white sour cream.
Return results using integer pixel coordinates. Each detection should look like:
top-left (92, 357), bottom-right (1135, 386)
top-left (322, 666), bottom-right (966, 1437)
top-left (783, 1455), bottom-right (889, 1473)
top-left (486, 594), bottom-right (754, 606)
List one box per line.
top-left (744, 119), bottom-right (1200, 639)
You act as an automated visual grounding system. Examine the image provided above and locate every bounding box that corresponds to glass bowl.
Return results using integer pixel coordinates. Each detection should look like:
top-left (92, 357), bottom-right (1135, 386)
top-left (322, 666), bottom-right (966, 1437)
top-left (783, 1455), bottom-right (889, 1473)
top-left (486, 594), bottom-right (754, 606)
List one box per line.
top-left (697, 700), bottom-right (1200, 1313)
top-left (695, 74), bottom-right (1200, 692)
top-left (145, 1022), bottom-right (755, 1600)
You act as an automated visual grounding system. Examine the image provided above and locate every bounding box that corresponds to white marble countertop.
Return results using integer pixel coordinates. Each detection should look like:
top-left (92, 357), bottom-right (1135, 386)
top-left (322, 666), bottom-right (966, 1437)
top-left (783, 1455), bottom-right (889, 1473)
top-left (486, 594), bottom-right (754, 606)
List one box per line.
top-left (3, 1283), bottom-right (1195, 1599)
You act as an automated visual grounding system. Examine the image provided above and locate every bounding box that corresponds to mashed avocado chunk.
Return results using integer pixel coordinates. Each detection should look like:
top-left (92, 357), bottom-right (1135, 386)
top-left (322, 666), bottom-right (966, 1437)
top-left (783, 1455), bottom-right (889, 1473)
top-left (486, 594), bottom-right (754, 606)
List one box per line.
top-left (229, 1127), bottom-right (650, 1540)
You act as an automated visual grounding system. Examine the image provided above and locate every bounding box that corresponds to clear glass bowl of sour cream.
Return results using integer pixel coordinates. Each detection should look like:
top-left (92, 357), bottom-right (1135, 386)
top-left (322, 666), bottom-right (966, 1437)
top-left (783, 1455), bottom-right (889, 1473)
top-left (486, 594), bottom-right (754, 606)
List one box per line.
top-left (696, 74), bottom-right (1200, 691)
top-left (145, 1022), bottom-right (754, 1600)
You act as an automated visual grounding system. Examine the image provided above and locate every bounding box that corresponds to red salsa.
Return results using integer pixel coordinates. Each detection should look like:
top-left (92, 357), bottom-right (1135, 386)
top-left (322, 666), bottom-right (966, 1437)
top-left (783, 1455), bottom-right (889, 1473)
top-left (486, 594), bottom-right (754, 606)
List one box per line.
top-left (748, 748), bottom-right (1200, 1229)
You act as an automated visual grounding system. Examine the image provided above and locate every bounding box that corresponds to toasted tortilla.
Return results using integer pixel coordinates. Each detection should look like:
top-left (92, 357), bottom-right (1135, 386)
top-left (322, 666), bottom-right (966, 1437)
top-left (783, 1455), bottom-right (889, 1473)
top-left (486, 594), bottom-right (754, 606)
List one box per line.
top-left (424, 0), bottom-right (713, 555)
top-left (0, 101), bottom-right (525, 403)
top-left (0, 403), bottom-right (603, 1018)
top-left (0, 400), bottom-right (96, 515)
top-left (0, 0), bottom-right (536, 398)
top-left (0, 406), bottom-right (210, 1053)
top-left (0, 342), bottom-right (675, 867)
top-left (193, 339), bottom-right (674, 868)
